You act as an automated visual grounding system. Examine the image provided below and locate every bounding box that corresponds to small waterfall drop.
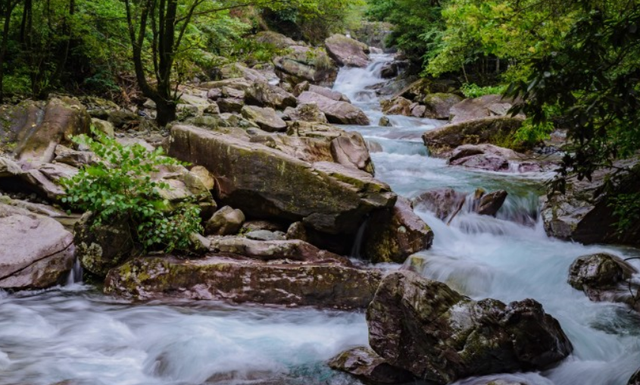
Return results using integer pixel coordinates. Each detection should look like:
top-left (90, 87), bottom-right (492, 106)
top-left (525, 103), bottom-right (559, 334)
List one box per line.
top-left (65, 258), bottom-right (83, 286)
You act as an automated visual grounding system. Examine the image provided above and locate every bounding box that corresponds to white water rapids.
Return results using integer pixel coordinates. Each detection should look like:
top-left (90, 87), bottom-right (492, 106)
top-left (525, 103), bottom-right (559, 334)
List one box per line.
top-left (0, 55), bottom-right (638, 385)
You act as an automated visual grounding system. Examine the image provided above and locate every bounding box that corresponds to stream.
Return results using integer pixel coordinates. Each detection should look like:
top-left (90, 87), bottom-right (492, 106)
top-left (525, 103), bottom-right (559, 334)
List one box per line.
top-left (1, 55), bottom-right (639, 385)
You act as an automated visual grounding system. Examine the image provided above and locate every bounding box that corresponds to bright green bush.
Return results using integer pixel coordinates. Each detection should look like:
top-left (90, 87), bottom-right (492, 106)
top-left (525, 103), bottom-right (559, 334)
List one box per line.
top-left (61, 131), bottom-right (202, 254)
top-left (459, 83), bottom-right (506, 98)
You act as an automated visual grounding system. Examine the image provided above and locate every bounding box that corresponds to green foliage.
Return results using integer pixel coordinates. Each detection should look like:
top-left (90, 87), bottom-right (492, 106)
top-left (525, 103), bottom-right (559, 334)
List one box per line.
top-left (505, 1), bottom-right (640, 188)
top-left (61, 130), bottom-right (202, 254)
top-left (609, 192), bottom-right (640, 234)
top-left (366, 0), bottom-right (443, 67)
top-left (459, 83), bottom-right (505, 98)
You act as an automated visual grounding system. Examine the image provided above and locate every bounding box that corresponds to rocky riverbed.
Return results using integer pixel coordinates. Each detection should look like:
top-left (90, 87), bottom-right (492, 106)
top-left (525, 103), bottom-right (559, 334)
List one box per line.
top-left (0, 32), bottom-right (639, 385)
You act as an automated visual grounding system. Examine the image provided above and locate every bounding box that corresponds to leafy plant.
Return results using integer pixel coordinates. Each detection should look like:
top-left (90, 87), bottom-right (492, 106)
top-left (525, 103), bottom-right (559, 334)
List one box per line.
top-left (61, 130), bottom-right (202, 254)
top-left (459, 83), bottom-right (505, 98)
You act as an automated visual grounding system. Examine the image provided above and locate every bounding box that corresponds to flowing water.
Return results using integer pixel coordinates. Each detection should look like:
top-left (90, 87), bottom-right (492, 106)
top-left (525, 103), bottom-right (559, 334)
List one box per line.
top-left (1, 55), bottom-right (639, 385)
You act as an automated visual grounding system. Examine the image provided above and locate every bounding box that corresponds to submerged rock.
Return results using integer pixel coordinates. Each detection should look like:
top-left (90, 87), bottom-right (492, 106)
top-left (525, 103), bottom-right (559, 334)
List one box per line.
top-left (568, 253), bottom-right (639, 311)
top-left (0, 203), bottom-right (75, 289)
top-left (328, 347), bottom-right (414, 384)
top-left (105, 255), bottom-right (381, 309)
top-left (361, 197), bottom-right (434, 263)
top-left (367, 271), bottom-right (573, 384)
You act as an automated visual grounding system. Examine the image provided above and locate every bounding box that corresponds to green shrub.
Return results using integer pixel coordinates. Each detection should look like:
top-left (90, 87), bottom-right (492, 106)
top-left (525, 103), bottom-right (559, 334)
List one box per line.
top-left (61, 131), bottom-right (202, 254)
top-left (459, 83), bottom-right (506, 98)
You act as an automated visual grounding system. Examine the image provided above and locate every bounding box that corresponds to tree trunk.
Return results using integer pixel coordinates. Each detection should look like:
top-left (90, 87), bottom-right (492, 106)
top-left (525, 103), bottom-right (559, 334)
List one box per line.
top-left (155, 97), bottom-right (176, 127)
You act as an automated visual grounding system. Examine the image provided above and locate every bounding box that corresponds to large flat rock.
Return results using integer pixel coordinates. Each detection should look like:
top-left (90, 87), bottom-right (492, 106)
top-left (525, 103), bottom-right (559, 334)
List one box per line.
top-left (105, 255), bottom-right (381, 309)
top-left (168, 125), bottom-right (395, 235)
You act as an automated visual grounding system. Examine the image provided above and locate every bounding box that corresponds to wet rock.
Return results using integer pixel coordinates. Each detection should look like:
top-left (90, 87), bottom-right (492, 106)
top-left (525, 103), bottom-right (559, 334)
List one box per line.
top-left (169, 125), bottom-right (394, 237)
top-left (74, 213), bottom-right (136, 278)
top-left (380, 63), bottom-right (398, 79)
top-left (3, 97), bottom-right (91, 164)
top-left (423, 93), bottom-right (464, 120)
top-left (105, 255), bottom-right (381, 309)
top-left (380, 96), bottom-right (412, 116)
top-left (367, 271), bottom-right (573, 384)
top-left (241, 105), bottom-right (287, 132)
top-left (283, 103), bottom-right (329, 123)
top-left (362, 197), bottom-right (434, 263)
top-left (412, 188), bottom-right (467, 220)
top-left (245, 81), bottom-right (297, 110)
top-left (541, 161), bottom-right (640, 246)
top-left (205, 206), bottom-right (245, 236)
top-left (0, 203), bottom-right (75, 289)
top-left (298, 91), bottom-right (370, 125)
top-left (274, 45), bottom-right (338, 87)
top-left (422, 117), bottom-right (525, 157)
top-left (477, 190), bottom-right (509, 216)
top-left (447, 144), bottom-right (546, 173)
top-left (328, 347), bottom-right (414, 384)
top-left (628, 369), bottom-right (640, 385)
top-left (450, 95), bottom-right (515, 124)
top-left (325, 34), bottom-right (370, 68)
top-left (568, 253), bottom-right (639, 311)
top-left (378, 116), bottom-right (391, 127)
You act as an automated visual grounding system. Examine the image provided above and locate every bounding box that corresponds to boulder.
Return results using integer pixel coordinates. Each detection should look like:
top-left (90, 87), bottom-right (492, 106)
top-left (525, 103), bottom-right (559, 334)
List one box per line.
top-left (541, 161), bottom-right (640, 246)
top-left (74, 214), bottom-right (136, 278)
top-left (1, 98), bottom-right (91, 164)
top-left (286, 221), bottom-right (309, 242)
top-left (422, 117), bottom-right (524, 157)
top-left (18, 162), bottom-right (79, 201)
top-left (107, 110), bottom-right (138, 128)
top-left (367, 271), bottom-right (573, 384)
top-left (91, 118), bottom-right (115, 137)
top-left (53, 145), bottom-right (95, 168)
top-left (283, 103), bottom-right (329, 123)
top-left (0, 203), bottom-right (75, 289)
top-left (244, 81), bottom-right (297, 110)
top-left (413, 188), bottom-right (467, 220)
top-left (378, 116), bottom-right (391, 127)
top-left (380, 97), bottom-right (412, 116)
top-left (307, 85), bottom-right (350, 103)
top-left (189, 165), bottom-right (216, 190)
top-left (104, 255), bottom-right (381, 309)
top-left (244, 230), bottom-right (286, 241)
top-left (205, 206), bottom-right (245, 236)
top-left (361, 197), bottom-right (434, 263)
top-left (568, 253), bottom-right (639, 311)
top-left (450, 95), bottom-right (515, 124)
top-left (476, 190), bottom-right (509, 216)
top-left (168, 125), bottom-right (395, 235)
top-left (274, 46), bottom-right (338, 87)
top-left (210, 237), bottom-right (345, 262)
top-left (328, 347), bottom-right (414, 384)
top-left (241, 105), bottom-right (287, 132)
top-left (423, 93), bottom-right (463, 120)
top-left (217, 98), bottom-right (244, 113)
top-left (447, 144), bottom-right (549, 173)
top-left (218, 62), bottom-right (269, 84)
top-left (254, 31), bottom-right (297, 49)
top-left (151, 164), bottom-right (217, 218)
top-left (298, 91), bottom-right (369, 125)
top-left (325, 34), bottom-right (370, 68)
top-left (241, 220), bottom-right (286, 233)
